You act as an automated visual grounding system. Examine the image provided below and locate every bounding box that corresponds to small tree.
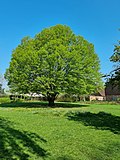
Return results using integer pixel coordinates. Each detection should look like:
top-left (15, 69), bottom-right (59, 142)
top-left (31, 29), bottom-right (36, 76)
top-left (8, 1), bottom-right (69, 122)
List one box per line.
top-left (5, 25), bottom-right (103, 106)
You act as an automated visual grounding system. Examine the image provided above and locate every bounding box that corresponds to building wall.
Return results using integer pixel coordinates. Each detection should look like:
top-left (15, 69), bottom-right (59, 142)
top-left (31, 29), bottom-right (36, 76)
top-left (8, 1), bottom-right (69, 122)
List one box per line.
top-left (106, 95), bottom-right (120, 101)
top-left (89, 96), bottom-right (105, 101)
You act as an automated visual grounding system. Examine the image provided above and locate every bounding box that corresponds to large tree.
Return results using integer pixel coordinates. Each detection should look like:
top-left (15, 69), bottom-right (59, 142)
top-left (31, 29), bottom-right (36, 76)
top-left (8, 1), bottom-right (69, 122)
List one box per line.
top-left (5, 25), bottom-right (103, 106)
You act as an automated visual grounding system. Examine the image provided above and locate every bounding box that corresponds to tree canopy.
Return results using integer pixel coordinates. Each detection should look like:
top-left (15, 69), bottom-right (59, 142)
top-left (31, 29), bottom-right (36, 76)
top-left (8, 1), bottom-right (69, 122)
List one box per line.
top-left (5, 24), bottom-right (103, 106)
top-left (109, 40), bottom-right (120, 86)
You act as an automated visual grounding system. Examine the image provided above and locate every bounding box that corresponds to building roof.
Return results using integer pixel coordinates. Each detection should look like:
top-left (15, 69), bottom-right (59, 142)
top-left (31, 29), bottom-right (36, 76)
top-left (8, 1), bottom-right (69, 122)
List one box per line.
top-left (91, 89), bottom-right (105, 97)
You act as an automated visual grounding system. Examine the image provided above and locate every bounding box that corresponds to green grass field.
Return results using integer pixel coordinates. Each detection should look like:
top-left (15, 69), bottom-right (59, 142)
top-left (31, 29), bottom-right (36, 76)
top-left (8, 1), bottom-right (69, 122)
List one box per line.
top-left (0, 102), bottom-right (119, 160)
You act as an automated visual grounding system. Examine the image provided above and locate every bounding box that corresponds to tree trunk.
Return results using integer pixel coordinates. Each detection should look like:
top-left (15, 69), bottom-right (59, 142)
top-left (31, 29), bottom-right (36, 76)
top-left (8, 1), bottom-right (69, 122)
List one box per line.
top-left (48, 98), bottom-right (55, 107)
top-left (47, 92), bottom-right (57, 107)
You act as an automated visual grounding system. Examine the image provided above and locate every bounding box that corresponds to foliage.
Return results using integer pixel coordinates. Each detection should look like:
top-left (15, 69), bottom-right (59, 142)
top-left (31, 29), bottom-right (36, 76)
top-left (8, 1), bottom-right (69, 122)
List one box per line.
top-left (56, 93), bottom-right (79, 102)
top-left (5, 24), bottom-right (103, 106)
top-left (110, 41), bottom-right (120, 62)
top-left (0, 104), bottom-right (119, 159)
top-left (0, 97), bottom-right (10, 103)
top-left (108, 40), bottom-right (120, 87)
top-left (0, 83), bottom-right (4, 94)
top-left (0, 75), bottom-right (5, 95)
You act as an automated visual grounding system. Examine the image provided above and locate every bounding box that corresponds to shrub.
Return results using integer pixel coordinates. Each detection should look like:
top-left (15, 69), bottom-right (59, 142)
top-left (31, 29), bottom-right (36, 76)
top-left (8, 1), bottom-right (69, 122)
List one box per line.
top-left (56, 93), bottom-right (79, 102)
top-left (0, 96), bottom-right (10, 103)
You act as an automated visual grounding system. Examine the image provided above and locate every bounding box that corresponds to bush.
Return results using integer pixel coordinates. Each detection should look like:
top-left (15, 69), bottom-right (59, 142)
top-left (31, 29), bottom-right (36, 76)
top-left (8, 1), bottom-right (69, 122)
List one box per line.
top-left (56, 93), bottom-right (79, 102)
top-left (0, 97), bottom-right (10, 103)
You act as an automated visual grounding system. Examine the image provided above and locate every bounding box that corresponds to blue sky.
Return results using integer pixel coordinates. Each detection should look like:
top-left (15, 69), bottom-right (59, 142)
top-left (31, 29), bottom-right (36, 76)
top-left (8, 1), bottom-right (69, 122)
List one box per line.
top-left (0, 0), bottom-right (120, 77)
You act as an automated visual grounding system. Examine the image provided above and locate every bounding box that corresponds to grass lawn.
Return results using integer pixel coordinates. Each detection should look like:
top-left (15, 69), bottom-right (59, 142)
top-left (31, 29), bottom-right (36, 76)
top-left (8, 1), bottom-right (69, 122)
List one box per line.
top-left (0, 102), bottom-right (119, 160)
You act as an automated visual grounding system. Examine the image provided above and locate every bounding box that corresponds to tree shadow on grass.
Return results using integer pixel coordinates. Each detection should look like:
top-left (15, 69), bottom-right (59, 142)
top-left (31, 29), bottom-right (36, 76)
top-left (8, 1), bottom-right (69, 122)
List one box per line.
top-left (0, 117), bottom-right (48, 160)
top-left (56, 155), bottom-right (74, 160)
top-left (0, 101), bottom-right (88, 108)
top-left (0, 102), bottom-right (49, 108)
top-left (67, 111), bottom-right (120, 134)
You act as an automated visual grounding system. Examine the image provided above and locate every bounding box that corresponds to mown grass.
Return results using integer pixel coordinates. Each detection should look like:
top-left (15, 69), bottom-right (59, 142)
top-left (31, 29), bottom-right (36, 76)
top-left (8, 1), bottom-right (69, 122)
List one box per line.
top-left (0, 102), bottom-right (119, 160)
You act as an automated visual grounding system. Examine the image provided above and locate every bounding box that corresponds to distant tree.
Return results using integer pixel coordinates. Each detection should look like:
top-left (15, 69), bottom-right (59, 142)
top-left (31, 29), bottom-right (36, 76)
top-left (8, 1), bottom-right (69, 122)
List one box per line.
top-left (109, 40), bottom-right (120, 87)
top-left (110, 41), bottom-right (120, 62)
top-left (0, 75), bottom-right (5, 95)
top-left (5, 24), bottom-right (103, 106)
top-left (0, 83), bottom-right (2, 93)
